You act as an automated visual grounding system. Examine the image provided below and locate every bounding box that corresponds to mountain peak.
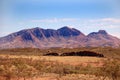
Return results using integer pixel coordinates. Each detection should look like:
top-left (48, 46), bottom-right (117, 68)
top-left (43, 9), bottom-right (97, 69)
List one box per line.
top-left (59, 26), bottom-right (73, 30)
top-left (98, 30), bottom-right (107, 35)
top-left (32, 27), bottom-right (43, 30)
top-left (57, 26), bottom-right (84, 37)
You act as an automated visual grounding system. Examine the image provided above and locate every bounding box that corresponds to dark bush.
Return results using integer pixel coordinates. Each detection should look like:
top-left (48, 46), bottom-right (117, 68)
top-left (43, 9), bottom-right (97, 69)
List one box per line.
top-left (60, 51), bottom-right (104, 57)
top-left (44, 53), bottom-right (59, 56)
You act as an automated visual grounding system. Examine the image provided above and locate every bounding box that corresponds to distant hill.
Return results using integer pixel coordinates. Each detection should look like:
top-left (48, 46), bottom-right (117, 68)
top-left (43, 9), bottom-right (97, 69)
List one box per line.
top-left (0, 26), bottom-right (120, 49)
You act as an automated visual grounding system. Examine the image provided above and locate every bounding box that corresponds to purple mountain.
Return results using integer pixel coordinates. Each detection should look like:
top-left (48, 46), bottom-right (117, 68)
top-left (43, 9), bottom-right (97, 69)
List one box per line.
top-left (0, 26), bottom-right (120, 49)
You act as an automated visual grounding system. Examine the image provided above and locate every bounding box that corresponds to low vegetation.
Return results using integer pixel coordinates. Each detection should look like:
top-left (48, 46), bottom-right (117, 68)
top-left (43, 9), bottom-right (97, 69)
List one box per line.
top-left (97, 59), bottom-right (120, 80)
top-left (0, 47), bottom-right (120, 80)
top-left (0, 47), bottom-right (120, 59)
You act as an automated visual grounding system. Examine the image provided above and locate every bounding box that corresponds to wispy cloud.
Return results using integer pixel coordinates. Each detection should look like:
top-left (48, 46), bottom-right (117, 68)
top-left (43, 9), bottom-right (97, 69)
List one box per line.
top-left (111, 32), bottom-right (120, 38)
top-left (31, 18), bottom-right (78, 23)
top-left (89, 18), bottom-right (120, 23)
top-left (86, 18), bottom-right (120, 29)
top-left (0, 32), bottom-right (10, 37)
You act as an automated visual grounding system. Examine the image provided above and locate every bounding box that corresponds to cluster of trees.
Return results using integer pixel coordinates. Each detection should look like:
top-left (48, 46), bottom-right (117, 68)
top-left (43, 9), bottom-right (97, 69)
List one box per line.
top-left (44, 51), bottom-right (104, 57)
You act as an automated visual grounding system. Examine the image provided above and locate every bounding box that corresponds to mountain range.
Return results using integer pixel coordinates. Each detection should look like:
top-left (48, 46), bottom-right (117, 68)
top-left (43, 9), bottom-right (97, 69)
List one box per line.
top-left (0, 26), bottom-right (120, 49)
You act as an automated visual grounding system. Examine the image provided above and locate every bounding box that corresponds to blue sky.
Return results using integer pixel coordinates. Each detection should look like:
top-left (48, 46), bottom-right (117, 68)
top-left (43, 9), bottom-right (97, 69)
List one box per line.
top-left (0, 0), bottom-right (120, 38)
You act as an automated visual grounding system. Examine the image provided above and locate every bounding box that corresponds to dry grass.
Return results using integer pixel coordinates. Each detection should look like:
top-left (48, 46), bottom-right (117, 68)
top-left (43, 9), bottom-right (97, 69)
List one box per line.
top-left (0, 73), bottom-right (110, 80)
top-left (0, 55), bottom-right (105, 66)
top-left (0, 47), bottom-right (120, 80)
top-left (0, 54), bottom-right (119, 80)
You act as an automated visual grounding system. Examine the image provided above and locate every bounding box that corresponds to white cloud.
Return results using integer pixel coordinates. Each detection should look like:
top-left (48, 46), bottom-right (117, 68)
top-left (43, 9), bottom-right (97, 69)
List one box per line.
top-left (111, 32), bottom-right (120, 38)
top-left (89, 18), bottom-right (120, 23)
top-left (87, 18), bottom-right (120, 29)
top-left (0, 32), bottom-right (10, 37)
top-left (31, 18), bottom-right (78, 23)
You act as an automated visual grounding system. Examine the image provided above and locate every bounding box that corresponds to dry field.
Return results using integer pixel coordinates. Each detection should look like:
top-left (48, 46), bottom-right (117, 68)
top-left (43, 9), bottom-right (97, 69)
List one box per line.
top-left (0, 48), bottom-right (120, 80)
top-left (0, 55), bottom-right (105, 67)
top-left (0, 74), bottom-right (110, 80)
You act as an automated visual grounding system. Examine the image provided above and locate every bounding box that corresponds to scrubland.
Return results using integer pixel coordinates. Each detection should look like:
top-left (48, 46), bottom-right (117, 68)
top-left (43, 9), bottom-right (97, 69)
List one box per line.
top-left (0, 47), bottom-right (120, 80)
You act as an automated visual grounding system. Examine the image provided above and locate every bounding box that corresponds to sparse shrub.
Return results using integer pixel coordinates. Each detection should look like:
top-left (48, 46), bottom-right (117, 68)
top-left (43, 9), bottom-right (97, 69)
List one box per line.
top-left (0, 48), bottom-right (120, 80)
top-left (12, 58), bottom-right (38, 80)
top-left (0, 64), bottom-right (16, 80)
top-left (97, 59), bottom-right (120, 80)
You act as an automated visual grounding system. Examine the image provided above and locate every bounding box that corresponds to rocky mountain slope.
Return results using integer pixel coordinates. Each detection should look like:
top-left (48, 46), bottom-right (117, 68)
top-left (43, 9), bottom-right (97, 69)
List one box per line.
top-left (0, 26), bottom-right (120, 49)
